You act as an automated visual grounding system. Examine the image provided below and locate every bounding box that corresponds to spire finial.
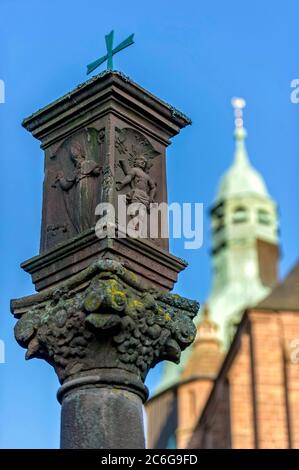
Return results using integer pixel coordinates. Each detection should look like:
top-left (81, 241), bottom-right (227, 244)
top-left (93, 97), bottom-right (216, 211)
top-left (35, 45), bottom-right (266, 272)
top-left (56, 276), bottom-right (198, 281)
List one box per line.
top-left (231, 97), bottom-right (247, 144)
top-left (231, 97), bottom-right (246, 129)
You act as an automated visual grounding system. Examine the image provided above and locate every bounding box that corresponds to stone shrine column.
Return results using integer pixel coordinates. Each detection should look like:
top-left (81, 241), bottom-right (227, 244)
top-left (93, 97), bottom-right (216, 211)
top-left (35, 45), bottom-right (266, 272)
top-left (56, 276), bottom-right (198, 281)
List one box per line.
top-left (11, 71), bottom-right (199, 449)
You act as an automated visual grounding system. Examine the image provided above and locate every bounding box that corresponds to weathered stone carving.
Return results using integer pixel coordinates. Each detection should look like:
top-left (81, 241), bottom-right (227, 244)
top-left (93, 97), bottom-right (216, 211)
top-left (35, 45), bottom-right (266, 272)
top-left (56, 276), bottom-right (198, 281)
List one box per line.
top-left (12, 260), bottom-right (198, 383)
top-left (115, 128), bottom-right (159, 209)
top-left (116, 154), bottom-right (156, 209)
top-left (51, 128), bottom-right (104, 235)
top-left (96, 128), bottom-right (105, 145)
top-left (101, 166), bottom-right (114, 201)
top-left (53, 141), bottom-right (101, 232)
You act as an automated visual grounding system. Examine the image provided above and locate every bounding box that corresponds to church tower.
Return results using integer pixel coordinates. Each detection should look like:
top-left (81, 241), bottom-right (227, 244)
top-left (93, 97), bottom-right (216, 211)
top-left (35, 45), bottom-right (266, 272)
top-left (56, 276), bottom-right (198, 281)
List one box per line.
top-left (146, 98), bottom-right (281, 449)
top-left (155, 97), bottom-right (279, 395)
top-left (209, 97), bottom-right (279, 345)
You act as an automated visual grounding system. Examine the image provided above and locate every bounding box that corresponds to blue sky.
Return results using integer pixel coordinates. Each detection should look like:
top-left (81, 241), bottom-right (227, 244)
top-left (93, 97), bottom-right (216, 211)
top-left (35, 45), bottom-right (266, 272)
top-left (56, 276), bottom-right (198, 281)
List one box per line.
top-left (0, 0), bottom-right (298, 448)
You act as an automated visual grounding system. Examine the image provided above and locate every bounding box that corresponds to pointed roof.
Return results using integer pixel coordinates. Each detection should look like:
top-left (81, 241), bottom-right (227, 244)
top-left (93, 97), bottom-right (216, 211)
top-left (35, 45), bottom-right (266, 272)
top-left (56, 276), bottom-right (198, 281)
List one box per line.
top-left (194, 304), bottom-right (220, 342)
top-left (256, 261), bottom-right (299, 311)
top-left (216, 98), bottom-right (269, 202)
top-left (181, 305), bottom-right (223, 380)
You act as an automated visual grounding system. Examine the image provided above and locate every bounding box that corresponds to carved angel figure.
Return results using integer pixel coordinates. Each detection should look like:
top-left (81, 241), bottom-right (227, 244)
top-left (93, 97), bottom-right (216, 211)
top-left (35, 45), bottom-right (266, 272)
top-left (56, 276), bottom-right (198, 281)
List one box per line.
top-left (116, 154), bottom-right (156, 210)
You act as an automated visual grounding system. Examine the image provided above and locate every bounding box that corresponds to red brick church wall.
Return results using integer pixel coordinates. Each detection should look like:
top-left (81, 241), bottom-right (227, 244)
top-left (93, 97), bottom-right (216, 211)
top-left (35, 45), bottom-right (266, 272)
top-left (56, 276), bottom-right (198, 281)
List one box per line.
top-left (189, 309), bottom-right (299, 449)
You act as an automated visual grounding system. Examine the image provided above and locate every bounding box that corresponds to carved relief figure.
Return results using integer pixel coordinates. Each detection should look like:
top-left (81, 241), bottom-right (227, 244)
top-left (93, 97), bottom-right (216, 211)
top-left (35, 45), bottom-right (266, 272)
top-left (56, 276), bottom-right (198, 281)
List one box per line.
top-left (54, 141), bottom-right (101, 232)
top-left (115, 128), bottom-right (159, 211)
top-left (116, 154), bottom-right (156, 209)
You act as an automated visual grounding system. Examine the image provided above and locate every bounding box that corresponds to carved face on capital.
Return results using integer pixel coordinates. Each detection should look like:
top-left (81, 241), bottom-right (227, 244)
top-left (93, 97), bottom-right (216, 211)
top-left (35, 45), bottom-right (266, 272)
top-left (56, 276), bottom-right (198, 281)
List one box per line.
top-left (134, 154), bottom-right (147, 170)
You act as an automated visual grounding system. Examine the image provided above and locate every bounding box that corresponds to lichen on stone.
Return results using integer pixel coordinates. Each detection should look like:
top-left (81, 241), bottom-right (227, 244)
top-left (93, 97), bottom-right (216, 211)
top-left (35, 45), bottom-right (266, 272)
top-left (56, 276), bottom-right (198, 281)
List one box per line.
top-left (13, 260), bottom-right (199, 382)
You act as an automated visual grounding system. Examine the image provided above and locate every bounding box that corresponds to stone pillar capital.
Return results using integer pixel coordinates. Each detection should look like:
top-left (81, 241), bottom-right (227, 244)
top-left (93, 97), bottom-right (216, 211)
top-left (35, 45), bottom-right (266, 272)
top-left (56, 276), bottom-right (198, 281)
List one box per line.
top-left (12, 260), bottom-right (198, 391)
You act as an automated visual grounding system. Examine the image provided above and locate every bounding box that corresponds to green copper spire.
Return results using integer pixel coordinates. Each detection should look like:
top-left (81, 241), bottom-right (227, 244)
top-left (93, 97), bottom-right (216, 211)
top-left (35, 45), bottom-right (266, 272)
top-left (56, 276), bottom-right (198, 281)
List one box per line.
top-left (87, 30), bottom-right (134, 74)
top-left (209, 97), bottom-right (279, 347)
top-left (216, 97), bottom-right (269, 201)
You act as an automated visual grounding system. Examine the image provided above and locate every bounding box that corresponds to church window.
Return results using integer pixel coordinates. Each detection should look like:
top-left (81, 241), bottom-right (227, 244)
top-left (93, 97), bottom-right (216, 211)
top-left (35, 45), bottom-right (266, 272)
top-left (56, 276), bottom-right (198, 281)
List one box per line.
top-left (232, 206), bottom-right (247, 223)
top-left (212, 204), bottom-right (225, 232)
top-left (258, 209), bottom-right (271, 225)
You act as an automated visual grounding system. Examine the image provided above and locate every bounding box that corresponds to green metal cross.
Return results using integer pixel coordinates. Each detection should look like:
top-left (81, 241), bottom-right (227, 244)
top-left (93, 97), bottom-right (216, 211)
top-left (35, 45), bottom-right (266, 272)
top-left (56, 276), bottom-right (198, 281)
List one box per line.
top-left (87, 30), bottom-right (134, 75)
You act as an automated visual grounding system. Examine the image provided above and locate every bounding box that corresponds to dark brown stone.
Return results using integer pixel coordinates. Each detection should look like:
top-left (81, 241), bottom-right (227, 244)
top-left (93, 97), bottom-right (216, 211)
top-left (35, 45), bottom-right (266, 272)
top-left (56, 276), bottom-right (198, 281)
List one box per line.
top-left (20, 71), bottom-right (191, 293)
top-left (12, 71), bottom-right (199, 449)
top-left (22, 70), bottom-right (191, 255)
top-left (21, 228), bottom-right (187, 292)
top-left (60, 386), bottom-right (145, 449)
